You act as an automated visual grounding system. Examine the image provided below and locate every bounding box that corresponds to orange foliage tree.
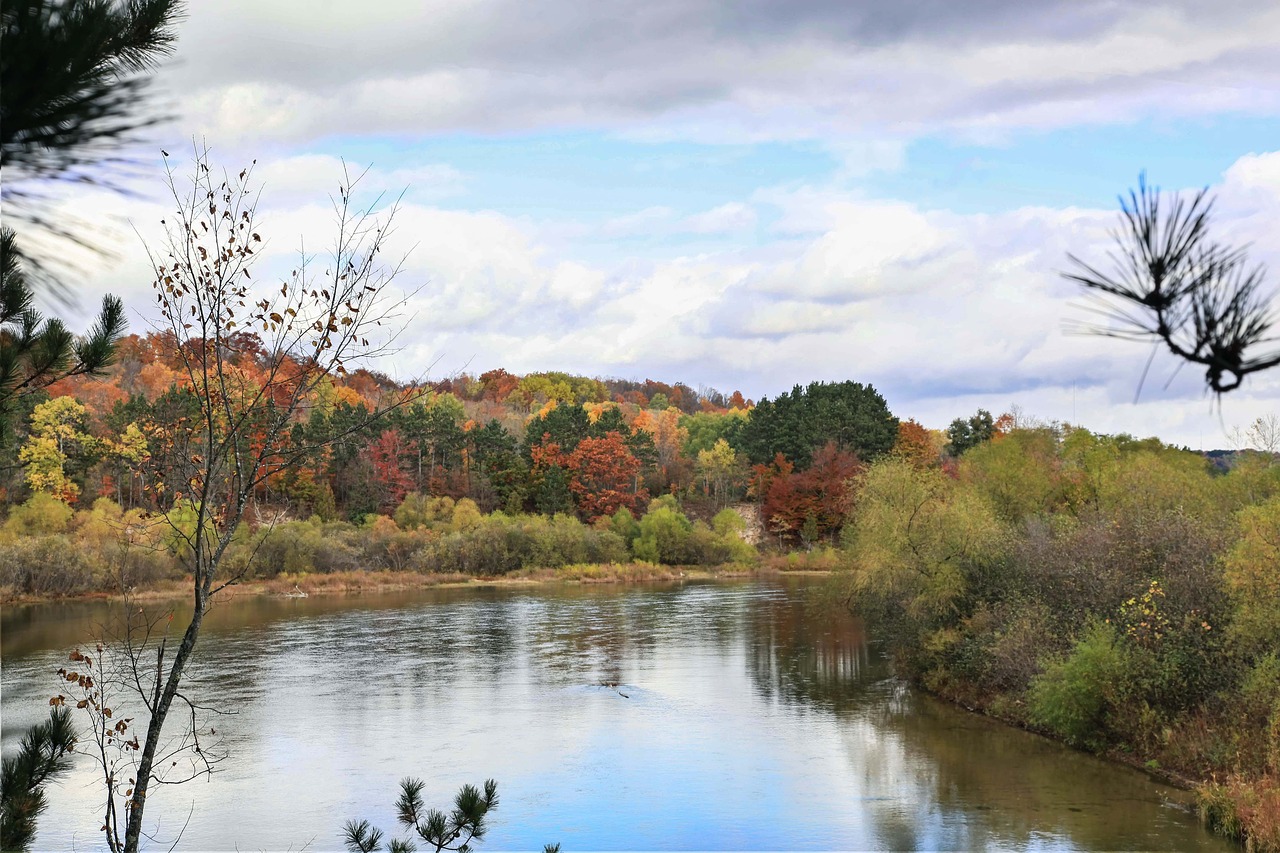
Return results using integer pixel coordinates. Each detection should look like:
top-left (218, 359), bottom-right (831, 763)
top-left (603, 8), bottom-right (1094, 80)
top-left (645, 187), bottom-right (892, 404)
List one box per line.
top-left (893, 419), bottom-right (938, 469)
top-left (565, 432), bottom-right (648, 521)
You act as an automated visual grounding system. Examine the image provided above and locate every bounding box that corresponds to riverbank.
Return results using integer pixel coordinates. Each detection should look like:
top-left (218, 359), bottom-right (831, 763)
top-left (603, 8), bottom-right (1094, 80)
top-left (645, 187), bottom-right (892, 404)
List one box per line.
top-left (918, 674), bottom-right (1277, 851)
top-left (0, 561), bottom-right (824, 607)
top-left (5, 579), bottom-right (1224, 851)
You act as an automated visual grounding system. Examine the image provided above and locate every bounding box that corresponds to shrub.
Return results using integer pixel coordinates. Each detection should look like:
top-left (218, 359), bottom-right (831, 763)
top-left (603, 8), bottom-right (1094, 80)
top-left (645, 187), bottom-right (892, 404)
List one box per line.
top-left (228, 518), bottom-right (363, 577)
top-left (633, 501), bottom-right (692, 564)
top-left (2, 493), bottom-right (73, 538)
top-left (1198, 776), bottom-right (1280, 852)
top-left (412, 513), bottom-right (627, 576)
top-left (0, 536), bottom-right (99, 596)
top-left (1224, 496), bottom-right (1280, 657)
top-left (393, 493), bottom-right (456, 531)
top-left (1029, 620), bottom-right (1130, 748)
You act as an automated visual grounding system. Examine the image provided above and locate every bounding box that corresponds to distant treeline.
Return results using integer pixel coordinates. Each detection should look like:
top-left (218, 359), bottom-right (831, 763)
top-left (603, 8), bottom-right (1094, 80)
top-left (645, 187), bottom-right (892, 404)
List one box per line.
top-left (0, 331), bottom-right (899, 541)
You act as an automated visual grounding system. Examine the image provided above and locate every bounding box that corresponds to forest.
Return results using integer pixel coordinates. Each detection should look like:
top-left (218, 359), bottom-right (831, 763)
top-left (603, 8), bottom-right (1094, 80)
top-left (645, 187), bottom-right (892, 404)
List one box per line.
top-left (0, 334), bottom-right (900, 592)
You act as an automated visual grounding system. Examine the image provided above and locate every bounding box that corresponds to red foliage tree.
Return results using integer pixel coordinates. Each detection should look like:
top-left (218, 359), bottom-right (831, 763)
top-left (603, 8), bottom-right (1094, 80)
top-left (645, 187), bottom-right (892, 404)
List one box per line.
top-left (565, 431), bottom-right (648, 521)
top-left (479, 368), bottom-right (521, 403)
top-left (369, 428), bottom-right (418, 511)
top-left (762, 442), bottom-right (864, 543)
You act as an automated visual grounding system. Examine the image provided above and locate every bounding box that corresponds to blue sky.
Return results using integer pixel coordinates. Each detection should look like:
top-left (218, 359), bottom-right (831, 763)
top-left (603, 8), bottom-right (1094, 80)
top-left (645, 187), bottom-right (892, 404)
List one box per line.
top-left (24, 0), bottom-right (1280, 447)
top-left (310, 114), bottom-right (1280, 221)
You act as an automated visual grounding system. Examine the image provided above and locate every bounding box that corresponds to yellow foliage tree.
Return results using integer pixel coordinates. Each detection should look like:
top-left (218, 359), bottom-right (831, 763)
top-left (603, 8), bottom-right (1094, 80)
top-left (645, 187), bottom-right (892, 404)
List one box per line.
top-left (19, 396), bottom-right (96, 501)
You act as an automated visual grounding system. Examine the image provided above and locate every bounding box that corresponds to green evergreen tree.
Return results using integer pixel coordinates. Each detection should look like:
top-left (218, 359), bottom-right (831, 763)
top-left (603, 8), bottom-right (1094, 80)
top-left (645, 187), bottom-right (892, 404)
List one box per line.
top-left (0, 708), bottom-right (77, 852)
top-left (0, 229), bottom-right (126, 436)
top-left (945, 408), bottom-right (996, 457)
top-left (739, 380), bottom-right (897, 467)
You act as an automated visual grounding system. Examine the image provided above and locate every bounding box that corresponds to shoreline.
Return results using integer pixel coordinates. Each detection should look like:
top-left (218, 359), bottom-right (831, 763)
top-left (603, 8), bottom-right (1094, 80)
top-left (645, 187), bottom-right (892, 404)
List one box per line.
top-left (3, 563), bottom-right (1254, 846)
top-left (0, 563), bottom-right (834, 607)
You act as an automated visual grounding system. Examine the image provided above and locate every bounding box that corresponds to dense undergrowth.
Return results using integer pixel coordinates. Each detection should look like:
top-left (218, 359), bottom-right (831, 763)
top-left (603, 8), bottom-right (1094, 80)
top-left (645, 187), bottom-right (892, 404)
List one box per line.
top-left (833, 428), bottom-right (1280, 850)
top-left (0, 492), bottom-right (756, 598)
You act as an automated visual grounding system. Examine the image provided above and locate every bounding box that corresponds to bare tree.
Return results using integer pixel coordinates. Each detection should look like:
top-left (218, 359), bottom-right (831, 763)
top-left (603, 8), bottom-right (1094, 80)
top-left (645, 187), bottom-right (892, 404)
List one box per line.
top-left (97, 146), bottom-right (415, 853)
top-left (1066, 175), bottom-right (1279, 394)
top-left (1228, 413), bottom-right (1280, 467)
top-left (49, 612), bottom-right (224, 853)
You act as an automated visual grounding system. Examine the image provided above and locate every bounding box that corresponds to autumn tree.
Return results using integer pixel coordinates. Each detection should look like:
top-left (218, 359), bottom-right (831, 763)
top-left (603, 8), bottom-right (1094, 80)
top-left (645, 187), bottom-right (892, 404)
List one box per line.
top-left (566, 431), bottom-right (647, 521)
top-left (892, 418), bottom-right (939, 470)
top-left (368, 428), bottom-right (417, 512)
top-left (92, 149), bottom-right (412, 853)
top-left (696, 438), bottom-right (745, 508)
top-left (681, 408), bottom-right (746, 457)
top-left (19, 395), bottom-right (96, 500)
top-left (632, 405), bottom-right (689, 492)
top-left (761, 441), bottom-right (864, 544)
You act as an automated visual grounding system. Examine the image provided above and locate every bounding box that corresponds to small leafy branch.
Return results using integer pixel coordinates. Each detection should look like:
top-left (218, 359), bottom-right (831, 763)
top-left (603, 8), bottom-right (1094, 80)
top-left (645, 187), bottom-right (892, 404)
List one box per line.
top-left (342, 778), bottom-right (560, 853)
top-left (1066, 174), bottom-right (1279, 394)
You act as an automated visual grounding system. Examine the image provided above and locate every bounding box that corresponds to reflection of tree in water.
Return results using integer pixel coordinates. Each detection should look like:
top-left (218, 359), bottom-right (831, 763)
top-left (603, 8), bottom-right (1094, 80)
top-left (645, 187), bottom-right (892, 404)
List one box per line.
top-left (743, 586), bottom-right (886, 715)
top-left (521, 583), bottom-right (744, 686)
top-left (5, 580), bottom-right (1229, 852)
top-left (877, 693), bottom-right (1223, 851)
top-left (743, 586), bottom-right (1226, 852)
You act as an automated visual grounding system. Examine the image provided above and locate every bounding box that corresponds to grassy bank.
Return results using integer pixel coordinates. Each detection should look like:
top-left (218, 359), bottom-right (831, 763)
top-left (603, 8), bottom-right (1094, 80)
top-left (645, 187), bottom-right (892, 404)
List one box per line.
top-left (0, 560), bottom-right (801, 606)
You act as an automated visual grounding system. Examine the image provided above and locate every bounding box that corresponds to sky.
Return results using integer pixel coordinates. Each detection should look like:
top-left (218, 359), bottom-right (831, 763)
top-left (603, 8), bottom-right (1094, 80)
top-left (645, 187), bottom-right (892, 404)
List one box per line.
top-left (22, 0), bottom-right (1280, 448)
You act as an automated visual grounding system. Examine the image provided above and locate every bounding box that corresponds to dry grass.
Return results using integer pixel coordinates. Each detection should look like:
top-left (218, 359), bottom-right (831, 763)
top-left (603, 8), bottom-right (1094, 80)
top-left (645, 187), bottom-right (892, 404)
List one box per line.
top-left (4, 562), bottom-right (775, 605)
top-left (1199, 775), bottom-right (1280, 852)
top-left (760, 546), bottom-right (849, 573)
top-left (258, 570), bottom-right (470, 596)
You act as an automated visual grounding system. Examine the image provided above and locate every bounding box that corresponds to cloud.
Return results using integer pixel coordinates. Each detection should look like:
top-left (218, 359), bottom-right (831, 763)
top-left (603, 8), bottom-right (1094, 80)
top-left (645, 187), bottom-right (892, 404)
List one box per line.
top-left (35, 141), bottom-right (1280, 450)
top-left (682, 202), bottom-right (757, 234)
top-left (154, 0), bottom-right (1280, 145)
top-left (252, 155), bottom-right (465, 204)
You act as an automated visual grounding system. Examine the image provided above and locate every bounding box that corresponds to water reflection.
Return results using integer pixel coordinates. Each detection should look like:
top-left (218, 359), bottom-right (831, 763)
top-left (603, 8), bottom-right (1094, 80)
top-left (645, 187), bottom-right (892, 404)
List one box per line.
top-left (2, 580), bottom-right (1229, 851)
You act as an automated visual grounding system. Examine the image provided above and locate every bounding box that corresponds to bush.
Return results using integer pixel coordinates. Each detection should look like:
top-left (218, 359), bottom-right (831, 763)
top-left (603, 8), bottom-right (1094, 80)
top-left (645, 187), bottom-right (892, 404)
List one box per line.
top-left (228, 518), bottom-right (362, 577)
top-left (1029, 620), bottom-right (1130, 748)
top-left (412, 513), bottom-right (627, 576)
top-left (633, 500), bottom-right (692, 564)
top-left (393, 493), bottom-right (459, 531)
top-left (1198, 776), bottom-right (1280, 852)
top-left (1224, 496), bottom-right (1280, 657)
top-left (0, 536), bottom-right (99, 596)
top-left (2, 493), bottom-right (73, 537)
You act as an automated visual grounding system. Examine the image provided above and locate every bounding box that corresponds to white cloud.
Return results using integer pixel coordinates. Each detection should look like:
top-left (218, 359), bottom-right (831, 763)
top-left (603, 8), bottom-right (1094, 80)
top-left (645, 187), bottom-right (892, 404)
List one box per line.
top-left (681, 202), bottom-right (757, 234)
top-left (28, 140), bottom-right (1280, 449)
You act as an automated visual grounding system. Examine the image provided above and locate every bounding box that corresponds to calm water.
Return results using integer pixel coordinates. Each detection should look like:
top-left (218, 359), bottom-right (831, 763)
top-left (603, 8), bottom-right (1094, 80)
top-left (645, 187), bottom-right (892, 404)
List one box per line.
top-left (2, 580), bottom-right (1231, 851)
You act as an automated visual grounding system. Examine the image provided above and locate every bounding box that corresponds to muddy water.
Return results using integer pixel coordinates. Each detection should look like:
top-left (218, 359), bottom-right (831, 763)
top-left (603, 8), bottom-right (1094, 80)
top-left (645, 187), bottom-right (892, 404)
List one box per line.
top-left (1, 580), bottom-right (1231, 850)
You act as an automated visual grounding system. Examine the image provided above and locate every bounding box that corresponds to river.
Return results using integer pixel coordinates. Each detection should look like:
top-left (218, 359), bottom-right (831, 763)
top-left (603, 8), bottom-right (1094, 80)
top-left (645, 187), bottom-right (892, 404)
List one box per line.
top-left (1, 579), bottom-right (1231, 851)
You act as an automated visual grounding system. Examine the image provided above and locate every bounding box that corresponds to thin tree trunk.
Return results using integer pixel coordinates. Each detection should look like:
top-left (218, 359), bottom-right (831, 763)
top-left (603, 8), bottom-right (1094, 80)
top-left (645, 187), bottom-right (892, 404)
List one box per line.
top-left (121, 587), bottom-right (206, 853)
